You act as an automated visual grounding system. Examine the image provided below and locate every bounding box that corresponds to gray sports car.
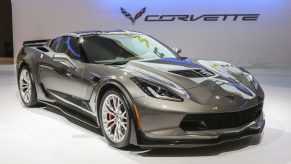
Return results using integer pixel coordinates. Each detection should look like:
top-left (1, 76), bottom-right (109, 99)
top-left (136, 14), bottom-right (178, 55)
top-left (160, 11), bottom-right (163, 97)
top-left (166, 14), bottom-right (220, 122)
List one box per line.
top-left (16, 30), bottom-right (265, 149)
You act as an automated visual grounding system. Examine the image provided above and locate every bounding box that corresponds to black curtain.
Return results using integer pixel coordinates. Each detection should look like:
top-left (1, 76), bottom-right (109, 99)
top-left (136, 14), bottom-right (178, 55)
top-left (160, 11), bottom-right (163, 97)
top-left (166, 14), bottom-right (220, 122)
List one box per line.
top-left (0, 0), bottom-right (13, 57)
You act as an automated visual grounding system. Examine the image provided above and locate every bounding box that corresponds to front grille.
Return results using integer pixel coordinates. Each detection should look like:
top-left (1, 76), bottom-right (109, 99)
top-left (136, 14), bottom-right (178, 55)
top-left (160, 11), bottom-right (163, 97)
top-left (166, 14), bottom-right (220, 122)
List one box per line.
top-left (180, 103), bottom-right (263, 131)
top-left (169, 69), bottom-right (214, 78)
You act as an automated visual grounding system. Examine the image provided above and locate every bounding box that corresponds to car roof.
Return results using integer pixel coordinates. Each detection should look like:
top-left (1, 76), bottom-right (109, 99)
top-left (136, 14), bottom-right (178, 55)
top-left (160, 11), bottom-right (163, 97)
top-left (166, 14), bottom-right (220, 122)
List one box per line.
top-left (63, 30), bottom-right (143, 38)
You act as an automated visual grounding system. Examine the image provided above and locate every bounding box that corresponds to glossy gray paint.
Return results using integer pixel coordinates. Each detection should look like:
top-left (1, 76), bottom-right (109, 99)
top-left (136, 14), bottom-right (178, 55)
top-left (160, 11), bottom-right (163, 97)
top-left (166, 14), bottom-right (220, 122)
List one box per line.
top-left (16, 31), bottom-right (265, 147)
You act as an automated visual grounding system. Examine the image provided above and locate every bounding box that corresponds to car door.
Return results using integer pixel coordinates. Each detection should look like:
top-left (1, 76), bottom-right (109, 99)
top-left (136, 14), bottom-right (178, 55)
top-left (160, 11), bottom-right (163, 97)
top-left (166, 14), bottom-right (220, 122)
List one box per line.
top-left (39, 36), bottom-right (89, 113)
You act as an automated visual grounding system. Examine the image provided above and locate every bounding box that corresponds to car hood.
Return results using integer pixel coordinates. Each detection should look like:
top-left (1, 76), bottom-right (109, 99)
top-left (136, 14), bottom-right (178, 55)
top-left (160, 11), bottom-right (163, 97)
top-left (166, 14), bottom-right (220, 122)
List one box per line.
top-left (122, 58), bottom-right (260, 105)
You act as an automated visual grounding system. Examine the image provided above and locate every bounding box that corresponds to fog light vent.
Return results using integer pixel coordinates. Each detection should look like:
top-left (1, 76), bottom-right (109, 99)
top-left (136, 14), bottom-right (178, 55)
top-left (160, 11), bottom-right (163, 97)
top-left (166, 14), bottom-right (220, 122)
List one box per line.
top-left (179, 120), bottom-right (208, 131)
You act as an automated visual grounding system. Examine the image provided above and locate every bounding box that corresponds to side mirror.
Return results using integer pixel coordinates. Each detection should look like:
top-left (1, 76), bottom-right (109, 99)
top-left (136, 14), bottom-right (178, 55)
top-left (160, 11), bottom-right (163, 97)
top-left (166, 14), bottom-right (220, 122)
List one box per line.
top-left (53, 53), bottom-right (76, 69)
top-left (173, 47), bottom-right (182, 54)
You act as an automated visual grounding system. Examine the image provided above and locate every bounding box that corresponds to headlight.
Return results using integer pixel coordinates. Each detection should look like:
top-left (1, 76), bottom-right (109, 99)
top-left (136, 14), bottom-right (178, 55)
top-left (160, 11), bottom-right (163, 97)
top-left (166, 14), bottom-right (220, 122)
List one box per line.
top-left (131, 77), bottom-right (183, 102)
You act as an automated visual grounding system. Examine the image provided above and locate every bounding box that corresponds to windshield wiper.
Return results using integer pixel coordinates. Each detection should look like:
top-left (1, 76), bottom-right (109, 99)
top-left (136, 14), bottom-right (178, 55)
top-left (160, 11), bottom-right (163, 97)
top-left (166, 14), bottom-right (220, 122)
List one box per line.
top-left (154, 47), bottom-right (165, 58)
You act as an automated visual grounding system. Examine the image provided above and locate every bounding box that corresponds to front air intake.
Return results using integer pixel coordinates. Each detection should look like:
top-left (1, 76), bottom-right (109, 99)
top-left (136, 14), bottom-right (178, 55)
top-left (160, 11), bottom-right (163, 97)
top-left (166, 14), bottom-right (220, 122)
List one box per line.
top-left (180, 103), bottom-right (263, 131)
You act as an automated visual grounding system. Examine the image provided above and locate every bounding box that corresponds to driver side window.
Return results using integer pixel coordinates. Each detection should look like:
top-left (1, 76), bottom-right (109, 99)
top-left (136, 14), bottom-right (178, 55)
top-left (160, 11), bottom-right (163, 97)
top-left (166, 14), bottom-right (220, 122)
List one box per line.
top-left (66, 37), bottom-right (81, 60)
top-left (51, 36), bottom-right (81, 61)
top-left (49, 37), bottom-right (61, 52)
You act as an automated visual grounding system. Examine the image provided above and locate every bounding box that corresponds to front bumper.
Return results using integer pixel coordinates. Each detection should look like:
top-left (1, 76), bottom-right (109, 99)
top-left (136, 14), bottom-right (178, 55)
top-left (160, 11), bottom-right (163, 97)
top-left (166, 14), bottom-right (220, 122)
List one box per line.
top-left (138, 115), bottom-right (264, 148)
top-left (134, 96), bottom-right (265, 148)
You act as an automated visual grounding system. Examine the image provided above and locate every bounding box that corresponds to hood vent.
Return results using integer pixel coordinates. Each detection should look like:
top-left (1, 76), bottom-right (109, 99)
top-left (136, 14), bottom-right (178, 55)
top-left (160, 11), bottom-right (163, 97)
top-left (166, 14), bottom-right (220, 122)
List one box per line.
top-left (169, 69), bottom-right (214, 78)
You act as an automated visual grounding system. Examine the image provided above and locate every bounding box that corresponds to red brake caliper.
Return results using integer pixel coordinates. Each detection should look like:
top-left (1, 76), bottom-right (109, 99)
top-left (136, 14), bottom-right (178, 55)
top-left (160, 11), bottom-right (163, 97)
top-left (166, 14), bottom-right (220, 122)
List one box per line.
top-left (108, 113), bottom-right (116, 134)
top-left (108, 113), bottom-right (113, 120)
top-left (107, 100), bottom-right (116, 134)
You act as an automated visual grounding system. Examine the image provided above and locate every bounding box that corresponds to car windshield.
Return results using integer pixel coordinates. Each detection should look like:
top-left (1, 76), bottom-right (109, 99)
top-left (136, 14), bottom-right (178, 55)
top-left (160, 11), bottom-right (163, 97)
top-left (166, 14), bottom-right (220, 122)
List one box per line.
top-left (81, 33), bottom-right (178, 64)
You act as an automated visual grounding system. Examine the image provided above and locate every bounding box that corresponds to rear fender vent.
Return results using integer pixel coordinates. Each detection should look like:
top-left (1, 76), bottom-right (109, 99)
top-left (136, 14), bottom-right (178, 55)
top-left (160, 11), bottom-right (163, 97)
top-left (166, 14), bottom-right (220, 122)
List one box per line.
top-left (37, 47), bottom-right (49, 52)
top-left (169, 69), bottom-right (214, 78)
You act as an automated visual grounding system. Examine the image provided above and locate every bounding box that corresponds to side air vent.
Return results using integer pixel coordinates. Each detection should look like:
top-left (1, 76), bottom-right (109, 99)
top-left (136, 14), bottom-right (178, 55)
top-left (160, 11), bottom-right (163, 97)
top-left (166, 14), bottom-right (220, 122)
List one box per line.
top-left (169, 69), bottom-right (214, 78)
top-left (37, 47), bottom-right (49, 52)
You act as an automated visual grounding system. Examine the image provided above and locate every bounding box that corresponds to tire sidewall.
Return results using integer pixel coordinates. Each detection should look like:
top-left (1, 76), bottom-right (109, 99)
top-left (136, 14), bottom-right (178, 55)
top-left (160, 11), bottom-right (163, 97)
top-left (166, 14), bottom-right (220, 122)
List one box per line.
top-left (99, 89), bottom-right (131, 148)
top-left (18, 65), bottom-right (38, 107)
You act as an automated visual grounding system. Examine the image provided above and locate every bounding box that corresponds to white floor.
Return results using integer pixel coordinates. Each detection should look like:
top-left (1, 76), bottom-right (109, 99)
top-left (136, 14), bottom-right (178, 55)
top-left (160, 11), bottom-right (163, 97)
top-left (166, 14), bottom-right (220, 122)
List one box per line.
top-left (0, 65), bottom-right (291, 164)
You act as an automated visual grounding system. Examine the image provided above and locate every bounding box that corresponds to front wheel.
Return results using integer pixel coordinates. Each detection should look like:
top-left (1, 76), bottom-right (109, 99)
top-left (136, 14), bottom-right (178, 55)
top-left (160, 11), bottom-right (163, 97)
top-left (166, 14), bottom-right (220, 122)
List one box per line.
top-left (99, 89), bottom-right (131, 149)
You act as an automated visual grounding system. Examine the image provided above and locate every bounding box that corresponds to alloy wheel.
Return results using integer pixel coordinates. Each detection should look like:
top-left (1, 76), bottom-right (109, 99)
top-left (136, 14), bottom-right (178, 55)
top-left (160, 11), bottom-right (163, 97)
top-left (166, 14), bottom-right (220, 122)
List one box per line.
top-left (101, 94), bottom-right (128, 143)
top-left (19, 69), bottom-right (32, 104)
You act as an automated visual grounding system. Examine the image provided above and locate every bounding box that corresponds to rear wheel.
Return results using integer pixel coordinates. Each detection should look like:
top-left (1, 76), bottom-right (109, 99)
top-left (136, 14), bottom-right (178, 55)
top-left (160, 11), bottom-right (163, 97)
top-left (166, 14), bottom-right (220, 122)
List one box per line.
top-left (18, 65), bottom-right (39, 107)
top-left (99, 89), bottom-right (131, 149)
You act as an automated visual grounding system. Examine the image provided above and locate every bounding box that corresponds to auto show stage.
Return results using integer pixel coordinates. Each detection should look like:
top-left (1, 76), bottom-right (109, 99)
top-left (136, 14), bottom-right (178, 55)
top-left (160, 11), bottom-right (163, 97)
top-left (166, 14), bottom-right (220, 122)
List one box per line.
top-left (0, 64), bottom-right (291, 164)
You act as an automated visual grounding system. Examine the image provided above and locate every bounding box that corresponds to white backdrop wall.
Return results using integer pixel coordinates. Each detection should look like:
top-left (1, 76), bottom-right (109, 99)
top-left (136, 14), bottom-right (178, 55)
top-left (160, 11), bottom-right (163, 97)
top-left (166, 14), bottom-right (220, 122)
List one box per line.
top-left (11, 0), bottom-right (291, 67)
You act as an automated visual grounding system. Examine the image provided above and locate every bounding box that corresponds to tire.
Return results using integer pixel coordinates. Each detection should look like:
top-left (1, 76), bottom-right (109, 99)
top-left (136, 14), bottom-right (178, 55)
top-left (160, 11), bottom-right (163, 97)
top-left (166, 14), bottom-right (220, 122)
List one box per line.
top-left (99, 89), bottom-right (131, 149)
top-left (18, 65), bottom-right (40, 107)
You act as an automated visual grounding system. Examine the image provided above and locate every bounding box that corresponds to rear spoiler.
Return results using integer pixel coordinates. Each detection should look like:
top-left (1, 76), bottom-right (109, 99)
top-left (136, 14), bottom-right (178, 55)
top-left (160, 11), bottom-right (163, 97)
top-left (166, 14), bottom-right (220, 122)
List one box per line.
top-left (23, 39), bottom-right (50, 47)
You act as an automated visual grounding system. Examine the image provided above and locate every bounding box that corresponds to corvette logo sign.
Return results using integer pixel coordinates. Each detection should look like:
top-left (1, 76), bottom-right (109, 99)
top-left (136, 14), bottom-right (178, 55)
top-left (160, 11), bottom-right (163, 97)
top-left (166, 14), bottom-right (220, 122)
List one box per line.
top-left (120, 7), bottom-right (147, 25)
top-left (121, 7), bottom-right (259, 25)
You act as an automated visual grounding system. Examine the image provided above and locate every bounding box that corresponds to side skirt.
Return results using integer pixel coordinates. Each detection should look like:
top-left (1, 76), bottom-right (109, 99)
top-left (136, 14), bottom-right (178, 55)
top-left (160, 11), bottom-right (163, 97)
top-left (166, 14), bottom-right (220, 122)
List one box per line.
top-left (38, 100), bottom-right (99, 129)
